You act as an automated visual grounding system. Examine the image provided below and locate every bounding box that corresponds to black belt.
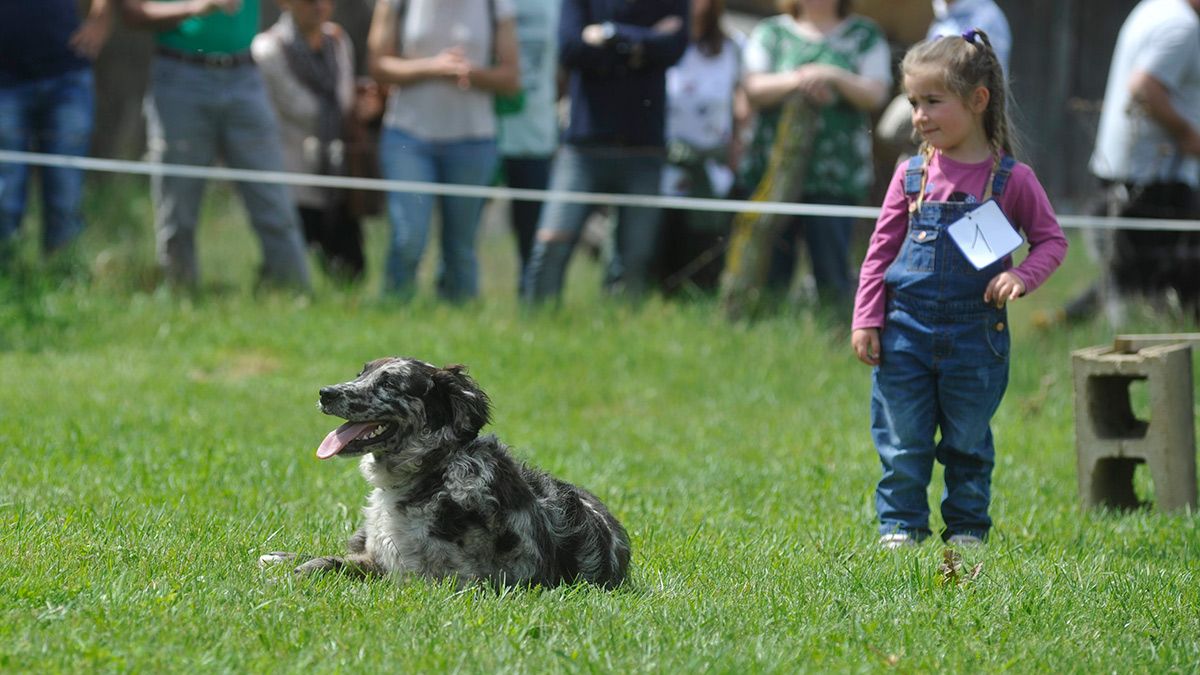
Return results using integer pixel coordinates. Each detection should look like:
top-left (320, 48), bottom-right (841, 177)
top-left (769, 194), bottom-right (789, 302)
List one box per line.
top-left (155, 45), bottom-right (254, 68)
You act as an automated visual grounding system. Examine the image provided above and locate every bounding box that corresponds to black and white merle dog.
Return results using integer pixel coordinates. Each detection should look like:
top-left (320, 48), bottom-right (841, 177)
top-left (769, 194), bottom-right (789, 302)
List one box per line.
top-left (260, 357), bottom-right (631, 589)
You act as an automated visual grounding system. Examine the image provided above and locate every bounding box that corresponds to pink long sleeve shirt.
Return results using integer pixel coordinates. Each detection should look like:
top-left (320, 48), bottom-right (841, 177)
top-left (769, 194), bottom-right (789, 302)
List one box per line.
top-left (852, 152), bottom-right (1069, 330)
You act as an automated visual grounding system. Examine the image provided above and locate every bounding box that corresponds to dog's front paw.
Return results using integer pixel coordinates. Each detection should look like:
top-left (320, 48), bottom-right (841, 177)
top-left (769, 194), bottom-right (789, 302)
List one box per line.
top-left (293, 556), bottom-right (347, 576)
top-left (258, 551), bottom-right (300, 570)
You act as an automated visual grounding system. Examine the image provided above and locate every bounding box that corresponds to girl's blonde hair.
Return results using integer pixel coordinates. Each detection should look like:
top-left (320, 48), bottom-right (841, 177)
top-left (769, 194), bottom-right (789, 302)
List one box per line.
top-left (901, 29), bottom-right (1017, 159)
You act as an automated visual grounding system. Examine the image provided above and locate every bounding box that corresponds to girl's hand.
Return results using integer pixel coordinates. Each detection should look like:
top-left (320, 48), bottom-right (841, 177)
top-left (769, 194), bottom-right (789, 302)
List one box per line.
top-left (984, 271), bottom-right (1026, 308)
top-left (852, 328), bottom-right (881, 366)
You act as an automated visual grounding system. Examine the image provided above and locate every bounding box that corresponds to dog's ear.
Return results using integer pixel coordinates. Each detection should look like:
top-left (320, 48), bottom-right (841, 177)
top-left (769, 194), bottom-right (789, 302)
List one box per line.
top-left (428, 365), bottom-right (491, 439)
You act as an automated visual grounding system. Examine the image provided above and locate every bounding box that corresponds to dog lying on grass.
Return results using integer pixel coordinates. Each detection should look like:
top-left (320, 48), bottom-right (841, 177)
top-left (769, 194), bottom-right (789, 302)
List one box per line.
top-left (260, 357), bottom-right (630, 589)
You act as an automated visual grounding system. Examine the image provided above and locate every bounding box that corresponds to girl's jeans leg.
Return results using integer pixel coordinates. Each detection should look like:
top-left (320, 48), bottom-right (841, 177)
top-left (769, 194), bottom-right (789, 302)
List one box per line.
top-left (435, 138), bottom-right (497, 301)
top-left (871, 316), bottom-right (938, 541)
top-left (379, 127), bottom-right (435, 297)
top-left (934, 316), bottom-right (1009, 540)
top-left (873, 308), bottom-right (1010, 541)
top-left (523, 146), bottom-right (594, 304)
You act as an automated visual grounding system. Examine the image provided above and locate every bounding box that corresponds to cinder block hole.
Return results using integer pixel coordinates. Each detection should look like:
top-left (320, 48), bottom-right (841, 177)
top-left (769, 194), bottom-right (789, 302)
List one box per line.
top-left (1128, 378), bottom-right (1152, 426)
top-left (1133, 462), bottom-right (1155, 505)
top-left (1086, 374), bottom-right (1150, 439)
top-left (1091, 457), bottom-right (1145, 509)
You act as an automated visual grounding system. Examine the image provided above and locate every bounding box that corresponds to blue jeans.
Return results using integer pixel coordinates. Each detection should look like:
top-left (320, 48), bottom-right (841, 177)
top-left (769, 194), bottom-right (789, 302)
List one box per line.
top-left (766, 194), bottom-right (855, 303)
top-left (144, 58), bottom-right (311, 290)
top-left (523, 145), bottom-right (664, 303)
top-left (378, 126), bottom-right (497, 301)
top-left (871, 299), bottom-right (1009, 541)
top-left (0, 68), bottom-right (94, 254)
top-left (503, 155), bottom-right (552, 296)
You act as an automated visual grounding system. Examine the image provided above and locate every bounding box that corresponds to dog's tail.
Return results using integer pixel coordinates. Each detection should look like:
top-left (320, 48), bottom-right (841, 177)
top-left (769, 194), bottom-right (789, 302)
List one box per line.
top-left (549, 482), bottom-right (631, 589)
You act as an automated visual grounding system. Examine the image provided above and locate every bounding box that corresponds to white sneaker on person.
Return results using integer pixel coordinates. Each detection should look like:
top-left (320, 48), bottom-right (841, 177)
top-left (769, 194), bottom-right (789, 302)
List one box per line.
top-left (878, 532), bottom-right (917, 549)
top-left (946, 534), bottom-right (985, 547)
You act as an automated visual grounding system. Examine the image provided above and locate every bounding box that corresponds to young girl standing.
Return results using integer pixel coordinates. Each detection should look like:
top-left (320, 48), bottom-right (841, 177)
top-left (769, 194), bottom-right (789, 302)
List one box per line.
top-left (851, 30), bottom-right (1068, 548)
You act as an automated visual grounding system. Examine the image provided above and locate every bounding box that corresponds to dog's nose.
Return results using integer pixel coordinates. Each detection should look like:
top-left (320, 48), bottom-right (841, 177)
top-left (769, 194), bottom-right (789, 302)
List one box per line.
top-left (318, 387), bottom-right (344, 406)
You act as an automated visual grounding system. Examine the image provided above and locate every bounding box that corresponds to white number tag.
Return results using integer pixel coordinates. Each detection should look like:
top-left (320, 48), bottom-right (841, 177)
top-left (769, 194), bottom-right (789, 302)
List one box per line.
top-left (947, 199), bottom-right (1023, 270)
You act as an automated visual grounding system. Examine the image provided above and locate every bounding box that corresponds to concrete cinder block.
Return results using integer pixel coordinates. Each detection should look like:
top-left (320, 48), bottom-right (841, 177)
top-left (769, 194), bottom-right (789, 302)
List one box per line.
top-left (1072, 340), bottom-right (1197, 512)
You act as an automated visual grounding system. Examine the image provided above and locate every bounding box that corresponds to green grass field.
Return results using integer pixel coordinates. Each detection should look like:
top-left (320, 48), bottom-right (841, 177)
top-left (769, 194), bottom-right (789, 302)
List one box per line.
top-left (1, 178), bottom-right (1197, 672)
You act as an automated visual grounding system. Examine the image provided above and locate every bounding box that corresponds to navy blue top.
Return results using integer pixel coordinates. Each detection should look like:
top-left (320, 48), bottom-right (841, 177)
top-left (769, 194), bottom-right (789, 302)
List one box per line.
top-left (559, 0), bottom-right (689, 148)
top-left (0, 0), bottom-right (91, 85)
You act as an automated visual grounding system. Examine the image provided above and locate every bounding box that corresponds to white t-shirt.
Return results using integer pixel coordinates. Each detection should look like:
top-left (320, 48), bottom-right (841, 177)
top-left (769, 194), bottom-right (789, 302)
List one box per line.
top-left (1089, 0), bottom-right (1200, 186)
top-left (661, 37), bottom-right (742, 197)
top-left (382, 0), bottom-right (517, 142)
top-left (497, 0), bottom-right (559, 158)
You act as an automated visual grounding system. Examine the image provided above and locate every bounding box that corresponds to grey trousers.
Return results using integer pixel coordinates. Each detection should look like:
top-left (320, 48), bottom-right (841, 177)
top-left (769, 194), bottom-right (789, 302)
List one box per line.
top-left (144, 57), bottom-right (310, 290)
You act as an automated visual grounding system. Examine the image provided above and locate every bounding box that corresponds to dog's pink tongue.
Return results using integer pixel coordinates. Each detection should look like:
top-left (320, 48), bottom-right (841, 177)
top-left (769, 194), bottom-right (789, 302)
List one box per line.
top-left (316, 422), bottom-right (376, 459)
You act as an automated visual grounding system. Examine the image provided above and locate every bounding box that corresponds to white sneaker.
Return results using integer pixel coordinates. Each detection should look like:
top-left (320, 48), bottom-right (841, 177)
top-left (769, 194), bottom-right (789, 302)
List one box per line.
top-left (946, 534), bottom-right (984, 547)
top-left (879, 532), bottom-right (917, 549)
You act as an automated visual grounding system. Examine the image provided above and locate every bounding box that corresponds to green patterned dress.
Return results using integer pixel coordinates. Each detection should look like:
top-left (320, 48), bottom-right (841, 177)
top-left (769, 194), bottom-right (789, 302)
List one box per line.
top-left (741, 15), bottom-right (887, 205)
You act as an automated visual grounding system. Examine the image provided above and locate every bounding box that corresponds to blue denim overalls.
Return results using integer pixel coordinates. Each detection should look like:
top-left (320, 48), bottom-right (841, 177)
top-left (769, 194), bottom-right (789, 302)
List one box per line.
top-left (870, 154), bottom-right (1015, 542)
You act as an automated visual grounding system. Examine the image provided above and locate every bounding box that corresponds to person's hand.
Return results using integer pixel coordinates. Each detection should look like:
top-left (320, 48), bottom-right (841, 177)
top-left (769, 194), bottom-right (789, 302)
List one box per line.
top-left (196, 0), bottom-right (242, 16)
top-left (353, 80), bottom-right (384, 122)
top-left (792, 64), bottom-right (836, 105)
top-left (852, 328), bottom-right (881, 366)
top-left (582, 23), bottom-right (608, 46)
top-left (651, 15), bottom-right (683, 34)
top-left (984, 271), bottom-right (1025, 308)
top-left (68, 13), bottom-right (112, 60)
top-left (430, 47), bottom-right (472, 88)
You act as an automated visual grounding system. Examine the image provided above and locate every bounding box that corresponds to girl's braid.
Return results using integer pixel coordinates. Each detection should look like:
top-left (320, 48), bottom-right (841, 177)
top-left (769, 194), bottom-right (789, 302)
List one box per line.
top-left (968, 29), bottom-right (1014, 159)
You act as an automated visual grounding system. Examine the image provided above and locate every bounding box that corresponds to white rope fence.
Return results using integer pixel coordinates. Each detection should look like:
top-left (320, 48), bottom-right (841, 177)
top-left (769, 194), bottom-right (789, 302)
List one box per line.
top-left (4, 149), bottom-right (1199, 232)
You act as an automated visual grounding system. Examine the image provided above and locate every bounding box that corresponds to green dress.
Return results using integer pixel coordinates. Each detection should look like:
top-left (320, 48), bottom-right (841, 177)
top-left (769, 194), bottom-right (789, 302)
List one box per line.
top-left (742, 15), bottom-right (886, 204)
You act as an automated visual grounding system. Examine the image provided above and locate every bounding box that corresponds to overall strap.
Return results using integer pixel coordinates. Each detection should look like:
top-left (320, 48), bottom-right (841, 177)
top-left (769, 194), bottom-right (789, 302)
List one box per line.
top-left (904, 154), bottom-right (926, 213)
top-left (988, 155), bottom-right (1017, 199)
top-left (904, 154), bottom-right (925, 195)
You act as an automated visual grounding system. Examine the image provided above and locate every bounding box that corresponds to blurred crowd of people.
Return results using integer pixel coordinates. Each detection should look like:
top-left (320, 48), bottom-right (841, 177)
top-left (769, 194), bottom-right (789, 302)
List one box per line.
top-left (2, 0), bottom-right (1199, 321)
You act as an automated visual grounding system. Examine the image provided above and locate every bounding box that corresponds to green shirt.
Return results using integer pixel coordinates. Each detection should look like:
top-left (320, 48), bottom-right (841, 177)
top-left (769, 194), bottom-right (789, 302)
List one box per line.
top-left (156, 0), bottom-right (259, 54)
top-left (742, 15), bottom-right (888, 202)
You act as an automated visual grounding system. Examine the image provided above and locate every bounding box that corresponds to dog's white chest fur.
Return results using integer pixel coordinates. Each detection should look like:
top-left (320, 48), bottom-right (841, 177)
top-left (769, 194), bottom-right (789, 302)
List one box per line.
top-left (362, 487), bottom-right (435, 574)
top-left (358, 454), bottom-right (485, 580)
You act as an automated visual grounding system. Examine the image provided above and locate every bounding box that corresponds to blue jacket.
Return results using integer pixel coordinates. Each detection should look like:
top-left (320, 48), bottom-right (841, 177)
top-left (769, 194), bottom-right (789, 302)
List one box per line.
top-left (559, 0), bottom-right (689, 148)
top-left (0, 0), bottom-right (90, 85)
